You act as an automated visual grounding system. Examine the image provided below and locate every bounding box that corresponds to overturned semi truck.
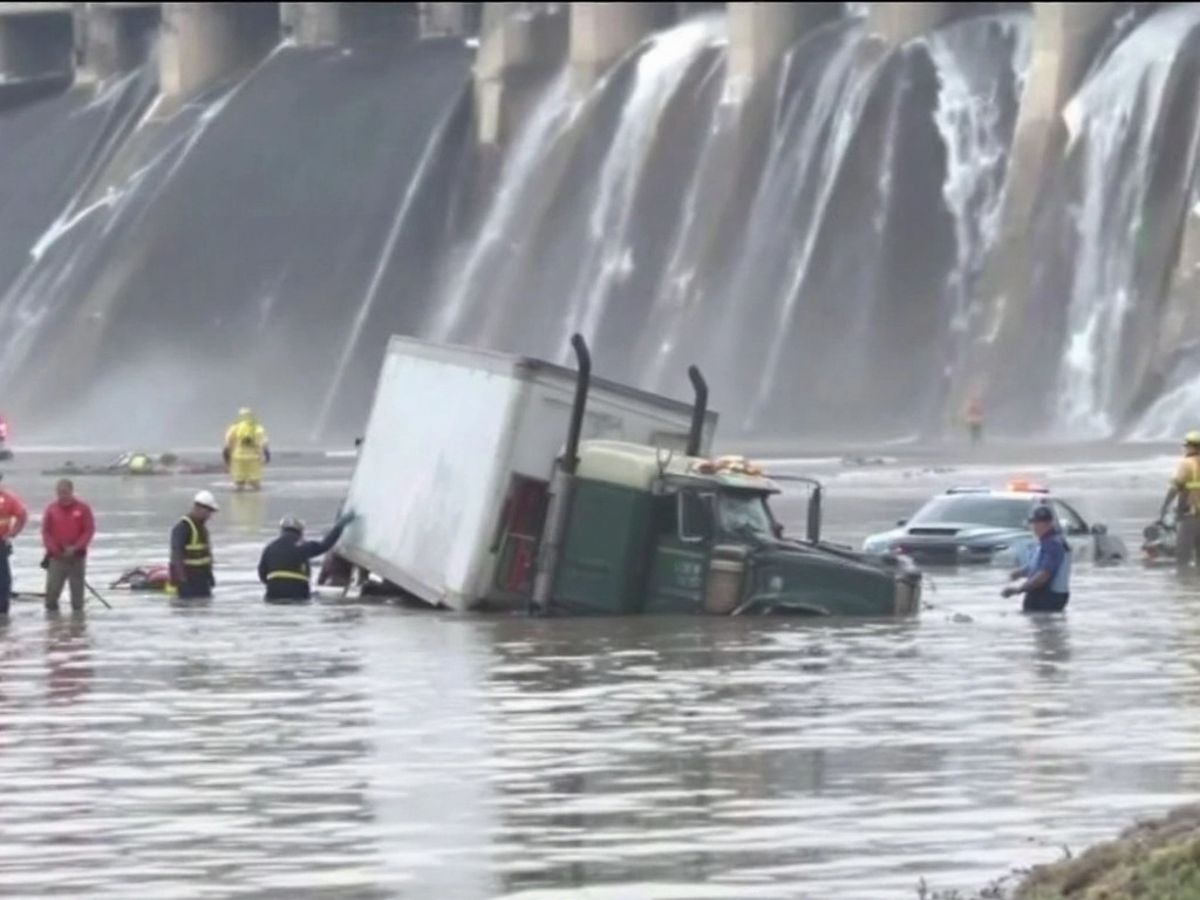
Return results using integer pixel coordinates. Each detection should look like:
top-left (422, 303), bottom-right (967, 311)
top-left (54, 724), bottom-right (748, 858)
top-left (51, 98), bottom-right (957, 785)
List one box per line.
top-left (337, 335), bottom-right (920, 617)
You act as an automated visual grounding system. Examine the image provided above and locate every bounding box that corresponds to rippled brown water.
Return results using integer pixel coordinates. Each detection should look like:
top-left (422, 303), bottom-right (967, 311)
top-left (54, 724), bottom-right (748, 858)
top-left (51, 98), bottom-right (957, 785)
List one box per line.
top-left (0, 449), bottom-right (1197, 899)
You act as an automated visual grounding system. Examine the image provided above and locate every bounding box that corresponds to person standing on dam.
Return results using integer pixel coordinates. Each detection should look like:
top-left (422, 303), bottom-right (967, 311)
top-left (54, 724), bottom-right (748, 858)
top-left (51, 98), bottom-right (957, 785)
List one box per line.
top-left (0, 474), bottom-right (28, 617)
top-left (41, 479), bottom-right (95, 613)
top-left (1160, 431), bottom-right (1200, 569)
top-left (223, 407), bottom-right (270, 491)
top-left (963, 393), bottom-right (985, 445)
top-left (170, 491), bottom-right (219, 599)
top-left (258, 510), bottom-right (356, 603)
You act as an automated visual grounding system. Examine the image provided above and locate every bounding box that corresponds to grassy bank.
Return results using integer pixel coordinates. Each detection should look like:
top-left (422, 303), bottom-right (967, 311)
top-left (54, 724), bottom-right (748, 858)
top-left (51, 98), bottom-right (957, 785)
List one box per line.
top-left (925, 804), bottom-right (1200, 899)
top-left (1016, 805), bottom-right (1200, 899)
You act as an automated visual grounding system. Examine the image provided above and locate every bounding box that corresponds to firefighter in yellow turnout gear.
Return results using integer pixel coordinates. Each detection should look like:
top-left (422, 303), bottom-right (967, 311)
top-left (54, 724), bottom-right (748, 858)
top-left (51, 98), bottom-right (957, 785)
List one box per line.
top-left (223, 408), bottom-right (271, 491)
top-left (1161, 431), bottom-right (1200, 569)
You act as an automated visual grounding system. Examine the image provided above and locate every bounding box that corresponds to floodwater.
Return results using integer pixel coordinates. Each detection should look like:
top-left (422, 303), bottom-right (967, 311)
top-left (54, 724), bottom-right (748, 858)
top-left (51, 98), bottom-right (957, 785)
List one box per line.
top-left (0, 446), bottom-right (1197, 899)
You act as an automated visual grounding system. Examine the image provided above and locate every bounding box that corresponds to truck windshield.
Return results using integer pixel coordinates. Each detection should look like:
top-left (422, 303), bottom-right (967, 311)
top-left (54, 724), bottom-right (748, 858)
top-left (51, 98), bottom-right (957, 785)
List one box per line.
top-left (718, 492), bottom-right (774, 538)
top-left (909, 495), bottom-right (1032, 529)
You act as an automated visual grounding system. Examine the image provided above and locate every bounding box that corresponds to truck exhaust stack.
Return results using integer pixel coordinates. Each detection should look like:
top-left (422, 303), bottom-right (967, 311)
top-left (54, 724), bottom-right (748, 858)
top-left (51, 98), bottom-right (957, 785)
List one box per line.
top-left (532, 334), bottom-right (592, 613)
top-left (563, 334), bottom-right (591, 474)
top-left (686, 365), bottom-right (707, 458)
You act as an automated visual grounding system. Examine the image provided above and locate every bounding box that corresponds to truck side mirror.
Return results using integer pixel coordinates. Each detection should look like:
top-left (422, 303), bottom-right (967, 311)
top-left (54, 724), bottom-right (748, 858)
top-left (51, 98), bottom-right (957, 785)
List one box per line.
top-left (807, 485), bottom-right (822, 544)
top-left (896, 518), bottom-right (908, 527)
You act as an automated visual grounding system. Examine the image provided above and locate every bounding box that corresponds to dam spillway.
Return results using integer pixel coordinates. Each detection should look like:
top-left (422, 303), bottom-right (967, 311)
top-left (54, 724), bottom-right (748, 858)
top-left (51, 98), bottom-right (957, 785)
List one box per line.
top-left (0, 2), bottom-right (1194, 445)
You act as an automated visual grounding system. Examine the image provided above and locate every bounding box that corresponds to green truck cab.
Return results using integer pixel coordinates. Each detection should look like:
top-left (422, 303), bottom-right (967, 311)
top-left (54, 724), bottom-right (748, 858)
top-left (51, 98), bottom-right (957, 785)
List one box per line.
top-left (551, 441), bottom-right (921, 617)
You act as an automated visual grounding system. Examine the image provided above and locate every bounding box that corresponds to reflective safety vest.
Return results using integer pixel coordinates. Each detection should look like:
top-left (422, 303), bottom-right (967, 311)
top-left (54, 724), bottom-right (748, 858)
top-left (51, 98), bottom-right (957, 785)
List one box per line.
top-left (267, 560), bottom-right (311, 583)
top-left (1181, 457), bottom-right (1200, 489)
top-left (180, 516), bottom-right (212, 568)
top-left (1176, 457), bottom-right (1200, 516)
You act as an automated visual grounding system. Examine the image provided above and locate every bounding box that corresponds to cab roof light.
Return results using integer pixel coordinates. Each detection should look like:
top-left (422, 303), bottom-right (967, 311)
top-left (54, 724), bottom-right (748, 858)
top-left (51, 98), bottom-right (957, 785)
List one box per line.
top-left (694, 456), bottom-right (766, 478)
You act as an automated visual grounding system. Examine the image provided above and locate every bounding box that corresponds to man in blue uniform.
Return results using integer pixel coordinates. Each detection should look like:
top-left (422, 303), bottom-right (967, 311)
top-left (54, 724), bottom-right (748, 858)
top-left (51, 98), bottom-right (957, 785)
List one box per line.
top-left (1003, 505), bottom-right (1071, 612)
top-left (258, 510), bottom-right (356, 603)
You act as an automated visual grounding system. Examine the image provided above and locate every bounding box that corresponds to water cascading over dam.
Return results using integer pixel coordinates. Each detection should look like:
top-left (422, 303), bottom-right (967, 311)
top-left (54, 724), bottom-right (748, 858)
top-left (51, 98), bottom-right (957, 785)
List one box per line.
top-left (429, 6), bottom-right (1027, 438)
top-left (0, 2), bottom-right (1198, 445)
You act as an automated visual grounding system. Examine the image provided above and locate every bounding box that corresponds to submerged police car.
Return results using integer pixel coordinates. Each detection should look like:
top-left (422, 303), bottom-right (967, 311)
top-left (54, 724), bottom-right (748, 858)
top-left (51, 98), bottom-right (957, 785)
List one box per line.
top-left (862, 481), bottom-right (1127, 567)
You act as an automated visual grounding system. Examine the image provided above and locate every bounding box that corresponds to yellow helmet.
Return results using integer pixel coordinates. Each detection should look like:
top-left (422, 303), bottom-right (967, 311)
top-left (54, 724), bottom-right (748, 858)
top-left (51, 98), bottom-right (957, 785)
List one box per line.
top-left (1186, 431), bottom-right (1200, 446)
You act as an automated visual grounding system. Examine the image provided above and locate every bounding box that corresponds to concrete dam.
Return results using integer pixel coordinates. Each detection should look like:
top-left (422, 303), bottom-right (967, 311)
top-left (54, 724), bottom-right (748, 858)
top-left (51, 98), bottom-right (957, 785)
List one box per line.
top-left (0, 2), bottom-right (1195, 444)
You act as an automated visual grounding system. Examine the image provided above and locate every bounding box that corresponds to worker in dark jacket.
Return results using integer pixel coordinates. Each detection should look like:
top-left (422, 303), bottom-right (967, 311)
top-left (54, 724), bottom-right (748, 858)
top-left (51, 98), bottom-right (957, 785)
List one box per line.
top-left (170, 490), bottom-right (219, 599)
top-left (258, 510), bottom-right (356, 603)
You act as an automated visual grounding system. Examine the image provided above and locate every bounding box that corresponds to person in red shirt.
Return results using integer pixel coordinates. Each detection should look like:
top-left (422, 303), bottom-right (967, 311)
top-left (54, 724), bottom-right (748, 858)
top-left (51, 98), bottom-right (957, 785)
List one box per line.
top-left (0, 474), bottom-right (28, 617)
top-left (42, 479), bottom-right (95, 613)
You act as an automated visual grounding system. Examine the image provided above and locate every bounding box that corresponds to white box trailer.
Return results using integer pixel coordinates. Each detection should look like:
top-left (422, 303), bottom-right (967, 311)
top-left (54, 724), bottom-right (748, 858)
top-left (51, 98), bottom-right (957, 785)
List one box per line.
top-left (339, 335), bottom-right (717, 611)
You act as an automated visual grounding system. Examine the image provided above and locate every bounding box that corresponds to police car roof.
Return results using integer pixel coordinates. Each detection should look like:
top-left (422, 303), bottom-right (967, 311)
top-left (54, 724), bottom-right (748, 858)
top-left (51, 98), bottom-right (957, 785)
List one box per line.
top-left (945, 483), bottom-right (1051, 498)
top-left (939, 490), bottom-right (1057, 505)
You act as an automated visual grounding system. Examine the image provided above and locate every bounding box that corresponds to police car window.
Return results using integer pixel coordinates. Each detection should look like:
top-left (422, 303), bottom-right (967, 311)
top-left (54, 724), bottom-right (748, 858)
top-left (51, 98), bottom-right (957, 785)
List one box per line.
top-left (910, 496), bottom-right (1031, 529)
top-left (1053, 500), bottom-right (1088, 535)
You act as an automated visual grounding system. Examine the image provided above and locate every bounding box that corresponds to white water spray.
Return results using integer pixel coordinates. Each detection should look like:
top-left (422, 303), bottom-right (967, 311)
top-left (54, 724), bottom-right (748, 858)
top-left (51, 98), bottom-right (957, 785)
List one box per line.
top-left (554, 15), bottom-right (726, 358)
top-left (427, 70), bottom-right (576, 344)
top-left (928, 14), bottom-right (1031, 374)
top-left (737, 28), bottom-right (883, 427)
top-left (1056, 5), bottom-right (1200, 436)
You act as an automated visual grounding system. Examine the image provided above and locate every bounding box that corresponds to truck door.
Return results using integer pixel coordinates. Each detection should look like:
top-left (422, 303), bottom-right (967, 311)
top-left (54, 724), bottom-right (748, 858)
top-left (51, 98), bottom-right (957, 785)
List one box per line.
top-left (491, 476), bottom-right (549, 598)
top-left (644, 488), bottom-right (713, 614)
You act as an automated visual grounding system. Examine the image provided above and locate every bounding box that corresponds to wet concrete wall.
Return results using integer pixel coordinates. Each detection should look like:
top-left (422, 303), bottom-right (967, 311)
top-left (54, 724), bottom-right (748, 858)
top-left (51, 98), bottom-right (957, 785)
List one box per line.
top-left (159, 3), bottom-right (281, 99)
top-left (282, 2), bottom-right (419, 48)
top-left (968, 2), bottom-right (1126, 418)
top-left (0, 6), bottom-right (73, 82)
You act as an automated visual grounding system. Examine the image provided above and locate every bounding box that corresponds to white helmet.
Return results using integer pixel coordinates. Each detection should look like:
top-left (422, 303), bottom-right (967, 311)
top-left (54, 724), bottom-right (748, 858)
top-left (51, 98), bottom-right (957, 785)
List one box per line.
top-left (193, 490), bottom-right (220, 511)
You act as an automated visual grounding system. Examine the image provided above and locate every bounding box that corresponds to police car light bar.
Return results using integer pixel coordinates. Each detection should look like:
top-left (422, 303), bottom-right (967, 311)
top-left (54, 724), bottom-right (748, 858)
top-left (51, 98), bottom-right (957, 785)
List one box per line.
top-left (945, 486), bottom-right (990, 494)
top-left (1007, 479), bottom-right (1049, 493)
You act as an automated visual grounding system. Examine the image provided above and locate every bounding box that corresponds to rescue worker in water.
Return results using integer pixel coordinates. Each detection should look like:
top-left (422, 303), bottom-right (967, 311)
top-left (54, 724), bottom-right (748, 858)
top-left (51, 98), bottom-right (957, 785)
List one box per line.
top-left (258, 510), bottom-right (356, 602)
top-left (0, 473), bottom-right (28, 616)
top-left (1002, 505), bottom-right (1072, 612)
top-left (223, 408), bottom-right (270, 491)
top-left (42, 478), bottom-right (96, 613)
top-left (170, 491), bottom-right (219, 598)
top-left (1160, 431), bottom-right (1200, 569)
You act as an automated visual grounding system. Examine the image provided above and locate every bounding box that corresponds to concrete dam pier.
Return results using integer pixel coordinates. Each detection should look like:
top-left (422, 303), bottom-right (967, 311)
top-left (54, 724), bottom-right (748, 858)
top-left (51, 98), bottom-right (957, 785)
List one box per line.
top-left (0, 2), bottom-right (1195, 443)
top-left (0, 3), bottom-right (1125, 163)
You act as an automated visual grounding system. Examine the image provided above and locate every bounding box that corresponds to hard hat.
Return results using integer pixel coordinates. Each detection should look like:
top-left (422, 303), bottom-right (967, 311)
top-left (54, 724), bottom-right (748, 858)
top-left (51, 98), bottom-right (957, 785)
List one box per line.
top-left (280, 515), bottom-right (305, 533)
top-left (238, 407), bottom-right (252, 418)
top-left (193, 490), bottom-right (219, 511)
top-left (1186, 431), bottom-right (1200, 446)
